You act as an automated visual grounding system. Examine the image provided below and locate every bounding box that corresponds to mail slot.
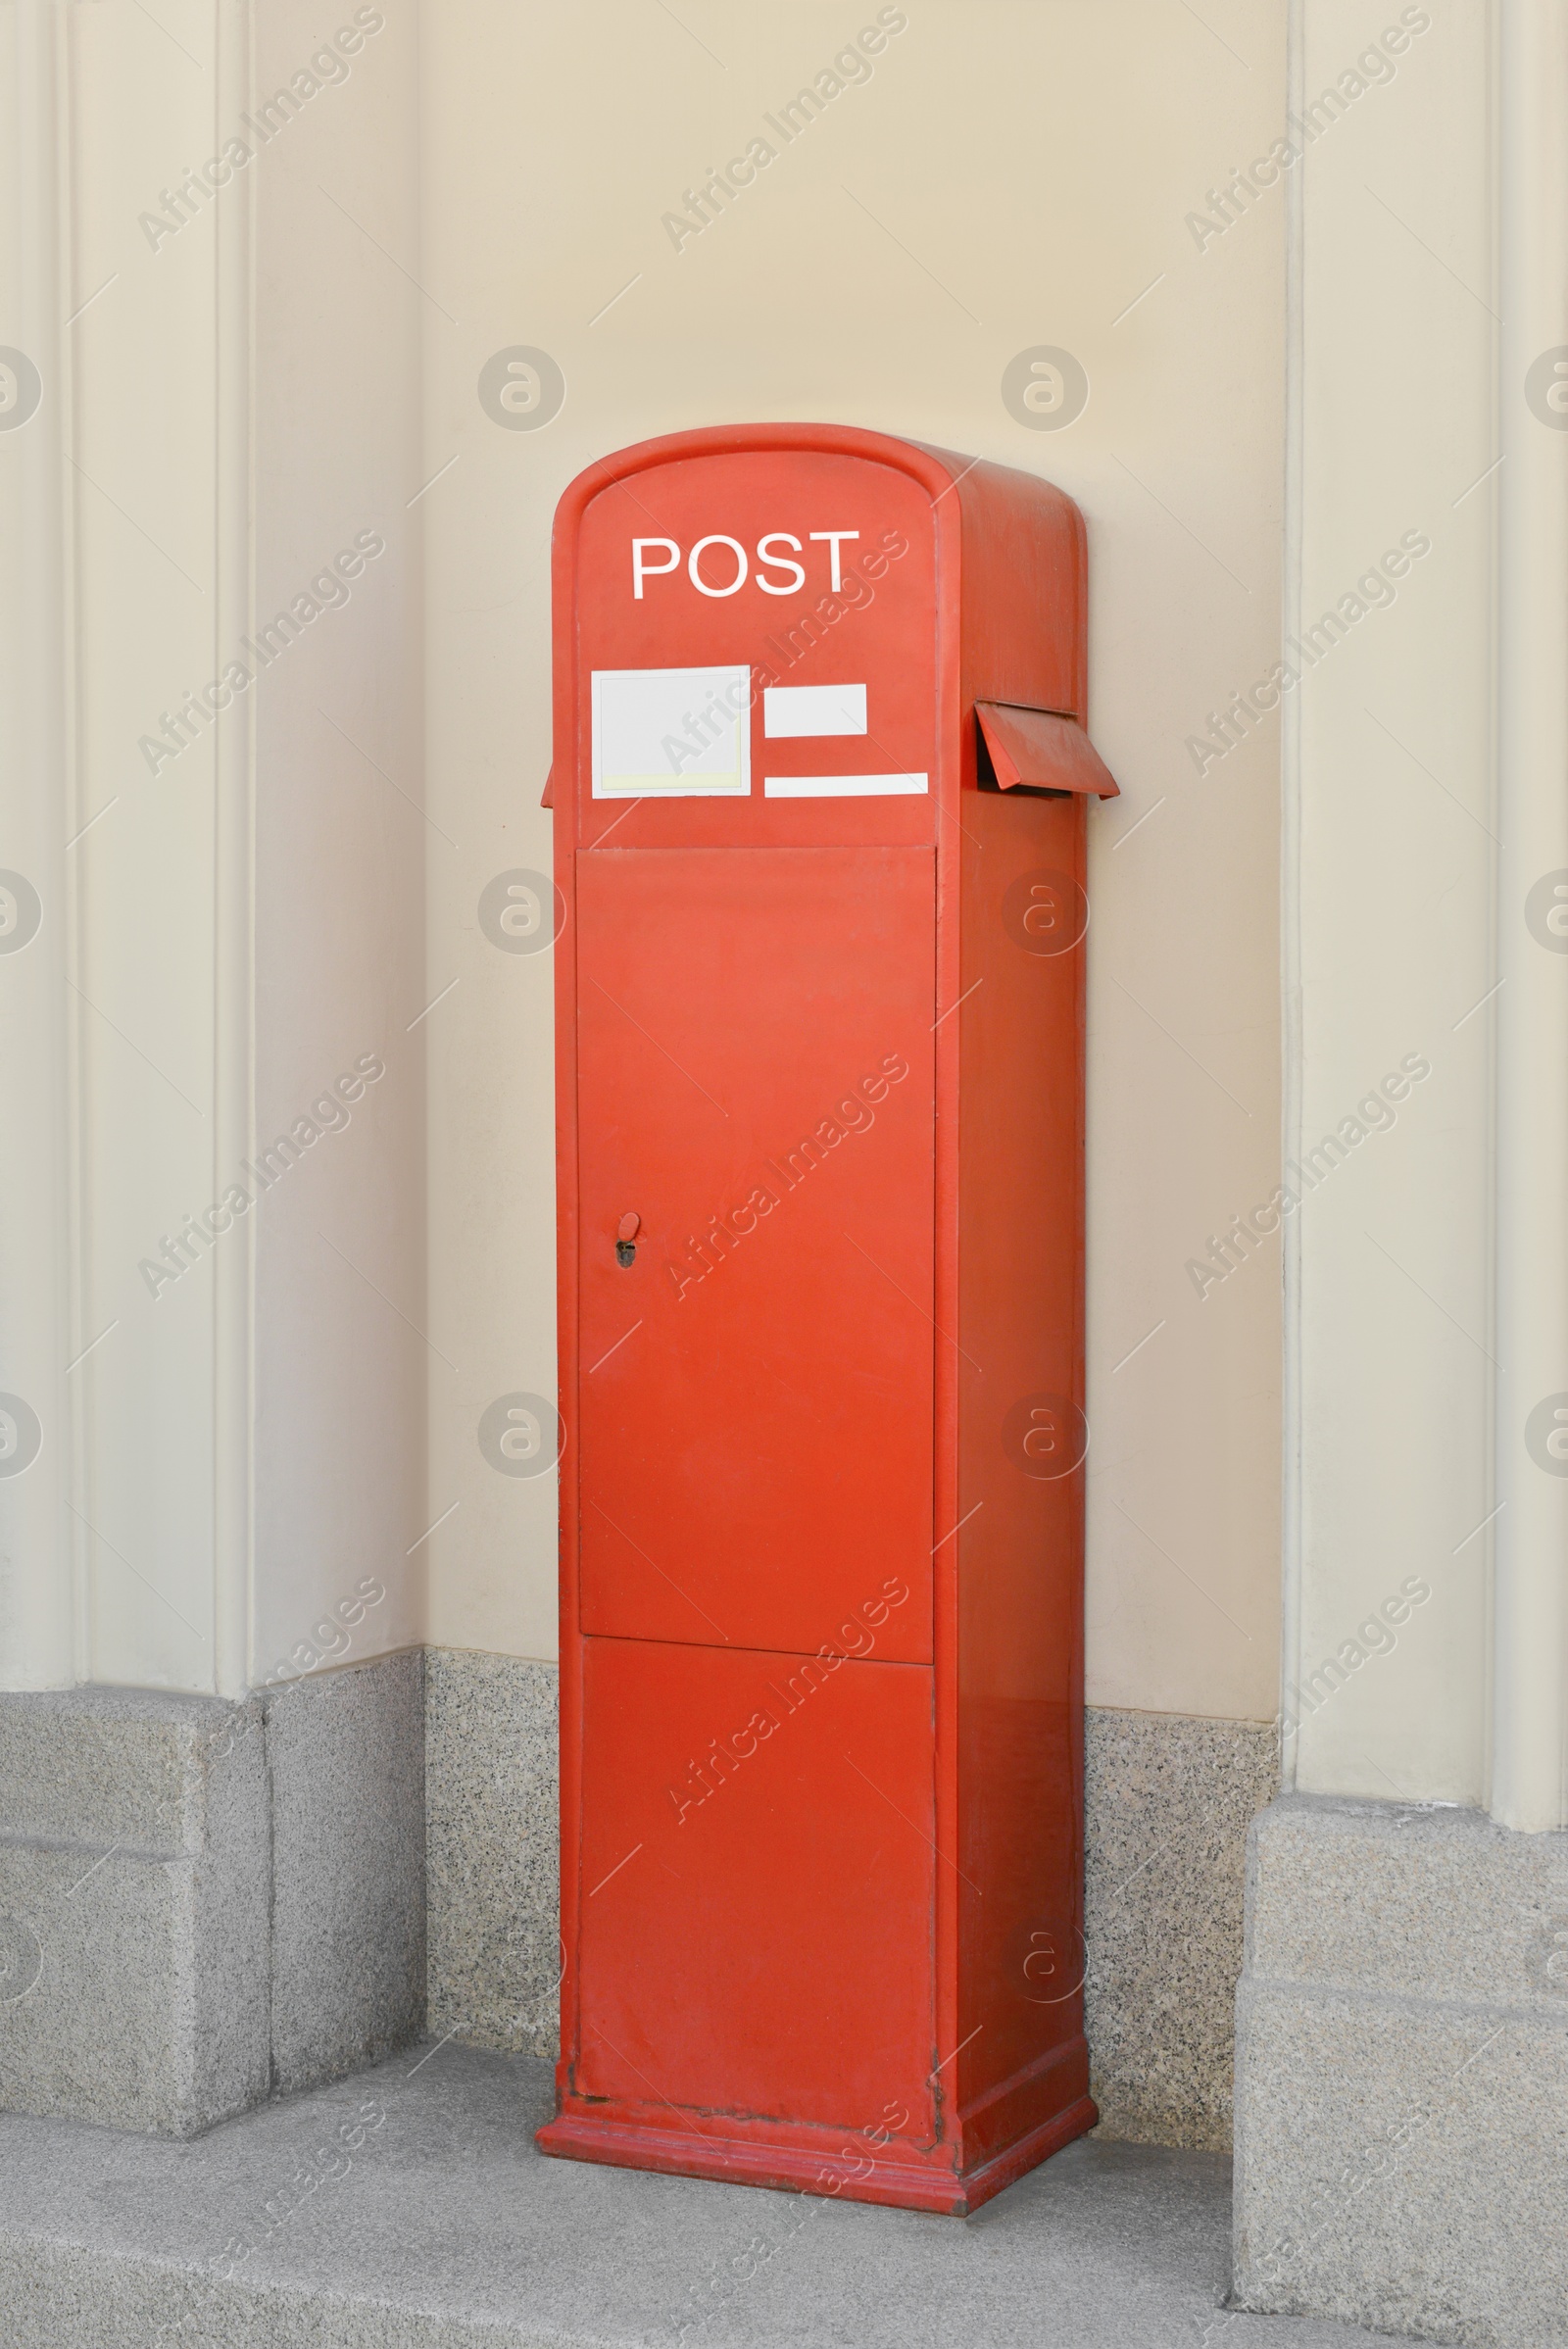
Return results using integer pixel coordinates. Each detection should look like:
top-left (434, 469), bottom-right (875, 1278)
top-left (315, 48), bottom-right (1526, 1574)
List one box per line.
top-left (535, 422), bottom-right (1117, 2215)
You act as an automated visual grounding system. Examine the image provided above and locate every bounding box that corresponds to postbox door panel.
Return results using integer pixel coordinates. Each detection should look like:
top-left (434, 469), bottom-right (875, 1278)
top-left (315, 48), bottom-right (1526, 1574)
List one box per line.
top-left (574, 844), bottom-right (935, 1662)
top-left (576, 1633), bottom-right (937, 2135)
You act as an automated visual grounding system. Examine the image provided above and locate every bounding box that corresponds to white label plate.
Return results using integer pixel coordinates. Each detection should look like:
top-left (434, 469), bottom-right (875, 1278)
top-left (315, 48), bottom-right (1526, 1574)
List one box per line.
top-left (592, 665), bottom-right (752, 798)
top-left (762, 683), bottom-right (867, 738)
top-left (763, 772), bottom-right (928, 799)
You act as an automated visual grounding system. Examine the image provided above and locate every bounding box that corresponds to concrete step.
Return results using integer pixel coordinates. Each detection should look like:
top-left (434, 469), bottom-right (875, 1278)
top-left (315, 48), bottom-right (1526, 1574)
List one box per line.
top-left (0, 2042), bottom-right (1435, 2348)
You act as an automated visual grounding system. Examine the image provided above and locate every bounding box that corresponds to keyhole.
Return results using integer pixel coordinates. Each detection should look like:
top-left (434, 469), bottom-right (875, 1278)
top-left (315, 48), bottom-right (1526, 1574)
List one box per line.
top-left (615, 1210), bottom-right (641, 1267)
top-left (616, 1240), bottom-right (636, 1267)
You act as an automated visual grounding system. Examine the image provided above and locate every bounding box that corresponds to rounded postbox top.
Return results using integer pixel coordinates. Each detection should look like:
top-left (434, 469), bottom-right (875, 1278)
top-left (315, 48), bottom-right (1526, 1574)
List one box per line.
top-left (552, 417), bottom-right (1083, 533)
top-left (548, 421), bottom-right (1093, 847)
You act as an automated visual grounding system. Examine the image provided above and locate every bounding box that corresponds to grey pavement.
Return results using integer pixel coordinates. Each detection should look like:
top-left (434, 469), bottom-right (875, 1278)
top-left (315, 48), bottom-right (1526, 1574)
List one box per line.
top-left (0, 2041), bottom-right (1438, 2348)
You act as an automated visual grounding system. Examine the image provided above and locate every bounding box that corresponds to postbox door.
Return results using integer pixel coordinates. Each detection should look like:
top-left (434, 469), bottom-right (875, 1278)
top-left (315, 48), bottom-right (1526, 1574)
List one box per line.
top-left (573, 842), bottom-right (935, 1662)
top-left (575, 1634), bottom-right (937, 2131)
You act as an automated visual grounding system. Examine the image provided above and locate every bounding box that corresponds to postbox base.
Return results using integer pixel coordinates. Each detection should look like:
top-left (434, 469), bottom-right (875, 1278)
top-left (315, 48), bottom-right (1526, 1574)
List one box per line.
top-left (535, 2094), bottom-right (1098, 2218)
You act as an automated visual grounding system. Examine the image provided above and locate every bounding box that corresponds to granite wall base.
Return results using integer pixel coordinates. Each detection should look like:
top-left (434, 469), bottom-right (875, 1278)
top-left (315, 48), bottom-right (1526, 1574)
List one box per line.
top-left (0, 1652), bottom-right (425, 2135)
top-left (1233, 1792), bottom-right (1568, 2346)
top-left (424, 1650), bottom-right (559, 2059)
top-left (1085, 1705), bottom-right (1279, 2150)
top-left (0, 1652), bottom-right (1276, 2152)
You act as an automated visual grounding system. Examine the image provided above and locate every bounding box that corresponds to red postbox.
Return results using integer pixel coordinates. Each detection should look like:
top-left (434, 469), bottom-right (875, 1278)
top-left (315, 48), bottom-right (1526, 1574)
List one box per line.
top-left (536, 423), bottom-right (1117, 2215)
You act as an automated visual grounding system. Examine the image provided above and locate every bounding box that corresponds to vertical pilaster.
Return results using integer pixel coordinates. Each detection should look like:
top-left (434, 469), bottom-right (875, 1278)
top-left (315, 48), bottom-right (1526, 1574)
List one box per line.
top-left (213, 0), bottom-right (255, 1701)
top-left (1493, 0), bottom-right (1568, 1835)
top-left (0, 0), bottom-right (74, 1688)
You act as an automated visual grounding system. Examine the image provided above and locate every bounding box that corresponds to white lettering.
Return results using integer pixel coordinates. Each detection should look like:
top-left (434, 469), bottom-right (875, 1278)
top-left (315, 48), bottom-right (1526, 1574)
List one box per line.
top-left (756, 531), bottom-right (807, 595)
top-left (627, 528), bottom-right (872, 599)
top-left (687, 534), bottom-right (749, 597)
top-left (808, 529), bottom-right (859, 589)
top-left (631, 537), bottom-right (680, 598)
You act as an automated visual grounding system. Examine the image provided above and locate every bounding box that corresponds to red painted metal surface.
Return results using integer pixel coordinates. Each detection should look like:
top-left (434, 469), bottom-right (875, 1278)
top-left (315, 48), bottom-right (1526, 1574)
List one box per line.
top-left (576, 1636), bottom-right (936, 2128)
top-left (575, 846), bottom-right (935, 1660)
top-left (539, 422), bottom-right (1113, 2216)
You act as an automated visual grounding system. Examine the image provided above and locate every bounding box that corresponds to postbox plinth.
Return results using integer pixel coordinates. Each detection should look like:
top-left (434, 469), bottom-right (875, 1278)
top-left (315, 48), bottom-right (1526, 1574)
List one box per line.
top-left (534, 2091), bottom-right (1098, 2218)
top-left (540, 423), bottom-right (1115, 2215)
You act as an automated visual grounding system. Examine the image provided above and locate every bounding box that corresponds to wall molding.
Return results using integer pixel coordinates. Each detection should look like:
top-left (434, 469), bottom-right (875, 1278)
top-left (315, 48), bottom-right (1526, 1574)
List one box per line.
top-left (1493, 0), bottom-right (1568, 1834)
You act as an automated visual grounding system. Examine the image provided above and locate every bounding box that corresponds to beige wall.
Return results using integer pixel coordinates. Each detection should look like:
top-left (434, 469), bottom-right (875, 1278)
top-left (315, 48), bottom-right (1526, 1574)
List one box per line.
top-left (9, 0), bottom-right (1555, 1826)
top-left (248, 0), bottom-right (427, 1683)
top-left (3, 0), bottom-right (1287, 1731)
top-left (420, 0), bottom-right (1287, 1724)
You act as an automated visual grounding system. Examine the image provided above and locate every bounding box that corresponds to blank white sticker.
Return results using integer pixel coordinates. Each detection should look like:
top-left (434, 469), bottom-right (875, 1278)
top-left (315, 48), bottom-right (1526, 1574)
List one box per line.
top-left (763, 683), bottom-right (867, 738)
top-left (592, 665), bottom-right (752, 798)
top-left (763, 773), bottom-right (929, 798)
